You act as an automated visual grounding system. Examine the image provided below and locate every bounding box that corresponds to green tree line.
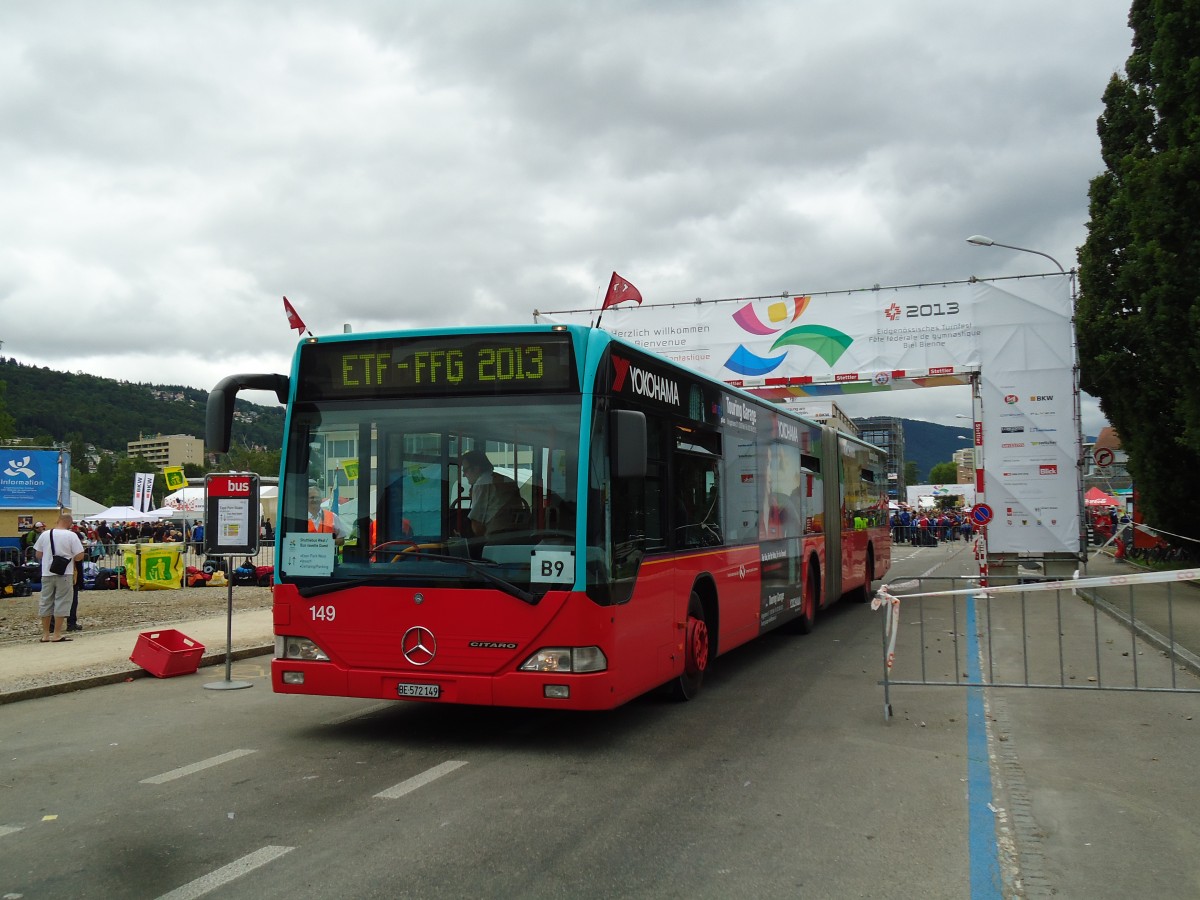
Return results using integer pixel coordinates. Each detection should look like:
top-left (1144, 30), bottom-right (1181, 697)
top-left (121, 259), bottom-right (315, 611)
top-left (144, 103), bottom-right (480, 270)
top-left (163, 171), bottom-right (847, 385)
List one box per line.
top-left (0, 358), bottom-right (284, 506)
top-left (0, 357), bottom-right (283, 451)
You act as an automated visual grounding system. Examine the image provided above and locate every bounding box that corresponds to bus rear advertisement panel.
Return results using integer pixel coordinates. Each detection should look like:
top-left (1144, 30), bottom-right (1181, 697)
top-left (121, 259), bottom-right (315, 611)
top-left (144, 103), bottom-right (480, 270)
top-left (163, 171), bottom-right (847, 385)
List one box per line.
top-left (210, 325), bottom-right (889, 711)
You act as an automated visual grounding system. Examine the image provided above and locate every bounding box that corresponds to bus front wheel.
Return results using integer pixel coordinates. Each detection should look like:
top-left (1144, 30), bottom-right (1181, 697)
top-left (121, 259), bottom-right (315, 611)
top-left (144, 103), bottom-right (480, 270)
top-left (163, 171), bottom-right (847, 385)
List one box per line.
top-left (671, 592), bottom-right (709, 701)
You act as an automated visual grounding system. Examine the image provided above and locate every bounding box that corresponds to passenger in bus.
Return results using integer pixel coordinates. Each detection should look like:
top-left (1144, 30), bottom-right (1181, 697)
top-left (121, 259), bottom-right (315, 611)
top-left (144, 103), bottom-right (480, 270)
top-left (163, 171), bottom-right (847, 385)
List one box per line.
top-left (460, 450), bottom-right (527, 536)
top-left (307, 485), bottom-right (350, 545)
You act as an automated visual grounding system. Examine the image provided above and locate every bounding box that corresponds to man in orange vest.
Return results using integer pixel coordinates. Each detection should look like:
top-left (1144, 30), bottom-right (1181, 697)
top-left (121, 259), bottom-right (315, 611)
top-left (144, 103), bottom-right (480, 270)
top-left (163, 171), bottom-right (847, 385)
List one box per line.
top-left (307, 485), bottom-right (349, 545)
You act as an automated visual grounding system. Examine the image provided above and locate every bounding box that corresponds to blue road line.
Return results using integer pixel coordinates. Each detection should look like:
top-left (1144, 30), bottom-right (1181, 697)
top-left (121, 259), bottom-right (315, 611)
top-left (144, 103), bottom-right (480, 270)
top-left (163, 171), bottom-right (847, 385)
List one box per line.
top-left (965, 595), bottom-right (1004, 898)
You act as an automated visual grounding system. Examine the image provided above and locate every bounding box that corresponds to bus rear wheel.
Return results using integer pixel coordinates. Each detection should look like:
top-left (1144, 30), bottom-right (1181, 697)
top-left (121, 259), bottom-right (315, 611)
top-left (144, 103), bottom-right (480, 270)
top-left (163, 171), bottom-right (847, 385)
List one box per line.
top-left (671, 592), bottom-right (709, 701)
top-left (857, 548), bottom-right (876, 603)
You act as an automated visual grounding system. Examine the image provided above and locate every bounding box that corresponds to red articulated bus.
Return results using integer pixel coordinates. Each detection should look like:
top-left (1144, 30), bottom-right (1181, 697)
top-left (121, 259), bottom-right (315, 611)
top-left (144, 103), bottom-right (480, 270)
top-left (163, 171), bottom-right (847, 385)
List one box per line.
top-left (207, 325), bottom-right (890, 710)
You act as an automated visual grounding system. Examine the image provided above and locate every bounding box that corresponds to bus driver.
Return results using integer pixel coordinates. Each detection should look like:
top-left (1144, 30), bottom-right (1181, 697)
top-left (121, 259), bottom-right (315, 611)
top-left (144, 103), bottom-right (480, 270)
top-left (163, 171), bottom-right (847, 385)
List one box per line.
top-left (460, 450), bottom-right (526, 536)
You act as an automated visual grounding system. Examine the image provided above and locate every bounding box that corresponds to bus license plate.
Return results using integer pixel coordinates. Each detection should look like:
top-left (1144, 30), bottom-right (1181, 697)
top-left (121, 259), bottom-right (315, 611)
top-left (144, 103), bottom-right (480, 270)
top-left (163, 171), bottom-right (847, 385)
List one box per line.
top-left (397, 683), bottom-right (440, 699)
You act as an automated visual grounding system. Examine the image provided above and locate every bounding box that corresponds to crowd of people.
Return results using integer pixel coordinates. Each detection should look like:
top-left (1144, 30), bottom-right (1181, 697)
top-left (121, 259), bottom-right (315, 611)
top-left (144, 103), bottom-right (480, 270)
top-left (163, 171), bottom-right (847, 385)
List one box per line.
top-left (19, 517), bottom-right (276, 563)
top-left (890, 506), bottom-right (975, 546)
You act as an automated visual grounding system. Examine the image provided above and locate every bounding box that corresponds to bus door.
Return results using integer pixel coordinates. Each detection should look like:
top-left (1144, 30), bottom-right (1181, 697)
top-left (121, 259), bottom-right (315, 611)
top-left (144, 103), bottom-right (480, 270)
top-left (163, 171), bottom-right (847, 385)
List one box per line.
top-left (760, 439), bottom-right (804, 630)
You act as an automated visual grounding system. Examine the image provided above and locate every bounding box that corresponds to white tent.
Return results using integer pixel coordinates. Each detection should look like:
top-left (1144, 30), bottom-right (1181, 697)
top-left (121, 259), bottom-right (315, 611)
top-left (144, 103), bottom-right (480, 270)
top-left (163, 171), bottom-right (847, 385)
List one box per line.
top-left (162, 487), bottom-right (205, 512)
top-left (89, 505), bottom-right (164, 523)
top-left (70, 491), bottom-right (106, 517)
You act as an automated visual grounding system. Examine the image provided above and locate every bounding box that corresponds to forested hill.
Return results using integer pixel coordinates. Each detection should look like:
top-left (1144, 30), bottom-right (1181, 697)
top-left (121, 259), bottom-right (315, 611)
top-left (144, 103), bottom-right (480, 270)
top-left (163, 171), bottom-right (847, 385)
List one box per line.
top-left (0, 357), bottom-right (284, 452)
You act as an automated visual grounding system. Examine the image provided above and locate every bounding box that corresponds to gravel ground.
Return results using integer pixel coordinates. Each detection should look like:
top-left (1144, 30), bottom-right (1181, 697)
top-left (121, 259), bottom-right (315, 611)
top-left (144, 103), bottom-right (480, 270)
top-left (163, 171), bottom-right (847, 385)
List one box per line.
top-left (0, 583), bottom-right (273, 645)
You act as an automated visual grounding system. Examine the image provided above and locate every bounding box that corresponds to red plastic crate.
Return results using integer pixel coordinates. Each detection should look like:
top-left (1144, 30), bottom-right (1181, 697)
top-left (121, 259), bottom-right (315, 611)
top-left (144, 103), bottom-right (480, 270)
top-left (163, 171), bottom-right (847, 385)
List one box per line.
top-left (130, 629), bottom-right (206, 678)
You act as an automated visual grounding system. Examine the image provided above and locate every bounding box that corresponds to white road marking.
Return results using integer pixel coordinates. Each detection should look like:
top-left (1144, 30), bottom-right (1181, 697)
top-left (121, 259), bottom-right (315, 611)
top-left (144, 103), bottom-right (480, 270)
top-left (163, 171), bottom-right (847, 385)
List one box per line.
top-left (153, 845), bottom-right (294, 900)
top-left (0, 825), bottom-right (24, 838)
top-left (322, 701), bottom-right (393, 726)
top-left (140, 749), bottom-right (257, 785)
top-left (374, 760), bottom-right (468, 799)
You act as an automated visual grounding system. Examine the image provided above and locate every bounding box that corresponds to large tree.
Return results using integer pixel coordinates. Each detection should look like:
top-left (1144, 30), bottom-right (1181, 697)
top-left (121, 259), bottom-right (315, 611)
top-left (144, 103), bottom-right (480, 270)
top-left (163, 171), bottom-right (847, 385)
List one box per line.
top-left (1076, 0), bottom-right (1200, 542)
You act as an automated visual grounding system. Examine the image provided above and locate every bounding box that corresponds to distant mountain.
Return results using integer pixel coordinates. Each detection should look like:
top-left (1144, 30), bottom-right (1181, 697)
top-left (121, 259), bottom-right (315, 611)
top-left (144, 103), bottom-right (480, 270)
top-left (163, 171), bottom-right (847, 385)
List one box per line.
top-left (902, 419), bottom-right (973, 483)
top-left (0, 357), bottom-right (283, 452)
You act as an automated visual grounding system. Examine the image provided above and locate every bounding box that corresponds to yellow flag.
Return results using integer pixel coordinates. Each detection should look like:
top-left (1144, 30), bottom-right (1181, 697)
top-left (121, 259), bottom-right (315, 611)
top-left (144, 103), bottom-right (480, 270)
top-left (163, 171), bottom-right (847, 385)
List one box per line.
top-left (163, 467), bottom-right (187, 491)
top-left (343, 460), bottom-right (360, 481)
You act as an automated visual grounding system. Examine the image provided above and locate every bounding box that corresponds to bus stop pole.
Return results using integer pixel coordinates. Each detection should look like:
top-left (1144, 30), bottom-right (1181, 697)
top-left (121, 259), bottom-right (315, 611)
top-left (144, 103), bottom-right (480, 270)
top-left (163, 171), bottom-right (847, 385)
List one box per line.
top-left (204, 559), bottom-right (252, 691)
top-left (203, 472), bottom-right (258, 692)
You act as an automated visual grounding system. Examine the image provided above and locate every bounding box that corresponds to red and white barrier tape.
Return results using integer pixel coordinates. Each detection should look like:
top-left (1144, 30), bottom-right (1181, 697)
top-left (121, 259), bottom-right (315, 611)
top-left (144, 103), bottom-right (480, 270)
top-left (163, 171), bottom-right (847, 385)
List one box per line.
top-left (877, 566), bottom-right (1199, 603)
top-left (872, 567), bottom-right (1199, 670)
top-left (870, 587), bottom-right (902, 669)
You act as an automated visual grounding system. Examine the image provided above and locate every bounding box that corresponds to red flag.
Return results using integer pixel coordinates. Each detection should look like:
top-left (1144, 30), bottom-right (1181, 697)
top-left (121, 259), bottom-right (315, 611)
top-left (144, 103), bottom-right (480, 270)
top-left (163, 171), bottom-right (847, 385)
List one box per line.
top-left (602, 272), bottom-right (643, 310)
top-left (283, 296), bottom-right (306, 333)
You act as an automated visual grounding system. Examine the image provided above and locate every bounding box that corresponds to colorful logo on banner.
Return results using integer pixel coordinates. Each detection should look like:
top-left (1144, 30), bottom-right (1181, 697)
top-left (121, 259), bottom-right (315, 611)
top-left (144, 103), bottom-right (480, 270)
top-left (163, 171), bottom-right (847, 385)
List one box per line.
top-left (723, 296), bottom-right (854, 377)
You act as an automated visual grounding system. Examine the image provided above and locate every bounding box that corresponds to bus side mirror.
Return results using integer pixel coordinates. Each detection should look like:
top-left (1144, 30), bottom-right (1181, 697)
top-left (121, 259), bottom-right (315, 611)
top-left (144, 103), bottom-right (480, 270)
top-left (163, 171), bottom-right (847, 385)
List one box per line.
top-left (206, 373), bottom-right (290, 453)
top-left (610, 409), bottom-right (647, 479)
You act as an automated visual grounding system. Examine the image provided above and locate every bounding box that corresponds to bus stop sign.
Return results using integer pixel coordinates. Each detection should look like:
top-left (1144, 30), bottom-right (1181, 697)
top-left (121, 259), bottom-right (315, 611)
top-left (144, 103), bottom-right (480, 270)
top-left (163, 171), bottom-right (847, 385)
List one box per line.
top-left (204, 473), bottom-right (260, 557)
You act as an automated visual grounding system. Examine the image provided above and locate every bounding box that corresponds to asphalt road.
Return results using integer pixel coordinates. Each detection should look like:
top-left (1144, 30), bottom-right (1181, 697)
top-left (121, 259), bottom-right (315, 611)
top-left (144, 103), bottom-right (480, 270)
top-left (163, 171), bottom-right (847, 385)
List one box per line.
top-left (2, 540), bottom-right (1197, 898)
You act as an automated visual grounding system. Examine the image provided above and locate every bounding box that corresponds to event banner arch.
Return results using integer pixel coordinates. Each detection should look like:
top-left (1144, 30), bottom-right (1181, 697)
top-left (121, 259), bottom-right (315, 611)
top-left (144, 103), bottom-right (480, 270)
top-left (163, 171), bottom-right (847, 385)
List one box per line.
top-left (536, 273), bottom-right (1080, 556)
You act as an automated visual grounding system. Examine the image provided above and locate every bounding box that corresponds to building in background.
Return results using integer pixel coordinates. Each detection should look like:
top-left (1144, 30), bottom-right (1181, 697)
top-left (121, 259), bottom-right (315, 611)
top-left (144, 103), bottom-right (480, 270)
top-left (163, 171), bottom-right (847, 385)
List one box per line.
top-left (854, 416), bottom-right (906, 500)
top-left (953, 447), bottom-right (974, 484)
top-left (127, 434), bottom-right (204, 469)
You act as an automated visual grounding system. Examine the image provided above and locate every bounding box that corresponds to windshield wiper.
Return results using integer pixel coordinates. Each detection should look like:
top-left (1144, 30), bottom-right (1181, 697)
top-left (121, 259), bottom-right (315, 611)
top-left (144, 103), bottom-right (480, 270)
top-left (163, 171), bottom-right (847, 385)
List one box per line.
top-left (297, 576), bottom-right (393, 599)
top-left (295, 552), bottom-right (538, 605)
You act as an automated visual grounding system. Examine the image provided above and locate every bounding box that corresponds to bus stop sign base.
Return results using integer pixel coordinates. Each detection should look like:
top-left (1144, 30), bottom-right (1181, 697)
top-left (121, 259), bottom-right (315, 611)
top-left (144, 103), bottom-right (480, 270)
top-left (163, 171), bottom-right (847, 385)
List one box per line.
top-left (204, 678), bottom-right (253, 691)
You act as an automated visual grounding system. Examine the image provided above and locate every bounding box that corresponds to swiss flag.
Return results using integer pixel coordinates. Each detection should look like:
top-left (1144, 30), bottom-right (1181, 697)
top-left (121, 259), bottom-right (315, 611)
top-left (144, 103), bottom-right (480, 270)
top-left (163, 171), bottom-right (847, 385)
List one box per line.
top-left (602, 272), bottom-right (643, 310)
top-left (283, 296), bottom-right (306, 333)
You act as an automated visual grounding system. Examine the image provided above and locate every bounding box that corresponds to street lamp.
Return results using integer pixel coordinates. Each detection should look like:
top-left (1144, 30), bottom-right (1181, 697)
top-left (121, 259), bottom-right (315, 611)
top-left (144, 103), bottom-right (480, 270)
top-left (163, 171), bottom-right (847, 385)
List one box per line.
top-left (966, 235), bottom-right (1065, 274)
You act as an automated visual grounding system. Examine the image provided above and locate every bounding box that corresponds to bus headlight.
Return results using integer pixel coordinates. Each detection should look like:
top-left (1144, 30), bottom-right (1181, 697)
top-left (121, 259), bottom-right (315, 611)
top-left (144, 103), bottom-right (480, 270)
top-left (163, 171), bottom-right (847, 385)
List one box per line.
top-left (519, 646), bottom-right (607, 673)
top-left (277, 636), bottom-right (330, 661)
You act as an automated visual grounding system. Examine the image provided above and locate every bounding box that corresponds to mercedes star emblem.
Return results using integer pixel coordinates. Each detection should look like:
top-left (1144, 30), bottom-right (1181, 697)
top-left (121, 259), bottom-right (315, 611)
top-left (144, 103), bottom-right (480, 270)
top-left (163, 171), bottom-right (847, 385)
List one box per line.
top-left (401, 626), bottom-right (437, 666)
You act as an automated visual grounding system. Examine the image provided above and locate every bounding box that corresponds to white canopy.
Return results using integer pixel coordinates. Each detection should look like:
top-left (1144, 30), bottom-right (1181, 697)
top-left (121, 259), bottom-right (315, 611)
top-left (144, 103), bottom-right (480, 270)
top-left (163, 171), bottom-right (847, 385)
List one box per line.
top-left (88, 505), bottom-right (167, 523)
top-left (70, 491), bottom-right (107, 516)
top-left (163, 485), bottom-right (277, 510)
top-left (162, 487), bottom-right (205, 511)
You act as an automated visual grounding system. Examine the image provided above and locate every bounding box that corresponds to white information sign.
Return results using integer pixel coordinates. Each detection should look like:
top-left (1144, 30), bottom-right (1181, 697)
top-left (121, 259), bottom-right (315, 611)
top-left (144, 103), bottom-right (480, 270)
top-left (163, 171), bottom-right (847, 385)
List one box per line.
top-left (216, 499), bottom-right (250, 549)
top-left (282, 533), bottom-right (337, 577)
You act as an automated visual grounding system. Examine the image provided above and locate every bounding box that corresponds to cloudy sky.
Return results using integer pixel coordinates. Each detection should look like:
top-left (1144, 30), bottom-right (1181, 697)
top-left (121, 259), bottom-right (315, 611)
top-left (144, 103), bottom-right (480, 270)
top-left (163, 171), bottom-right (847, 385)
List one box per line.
top-left (1, 1), bottom-right (1133, 435)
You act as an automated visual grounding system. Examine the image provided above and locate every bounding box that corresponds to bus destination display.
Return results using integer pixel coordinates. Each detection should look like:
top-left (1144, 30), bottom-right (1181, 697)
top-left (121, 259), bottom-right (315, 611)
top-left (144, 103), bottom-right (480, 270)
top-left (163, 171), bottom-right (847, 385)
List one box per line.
top-left (299, 334), bottom-right (576, 399)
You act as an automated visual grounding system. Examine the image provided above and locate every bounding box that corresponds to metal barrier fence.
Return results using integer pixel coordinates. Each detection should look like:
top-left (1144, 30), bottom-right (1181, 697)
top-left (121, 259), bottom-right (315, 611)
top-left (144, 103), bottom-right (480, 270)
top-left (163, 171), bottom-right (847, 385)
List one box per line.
top-left (876, 572), bottom-right (1200, 721)
top-left (2, 542), bottom-right (277, 582)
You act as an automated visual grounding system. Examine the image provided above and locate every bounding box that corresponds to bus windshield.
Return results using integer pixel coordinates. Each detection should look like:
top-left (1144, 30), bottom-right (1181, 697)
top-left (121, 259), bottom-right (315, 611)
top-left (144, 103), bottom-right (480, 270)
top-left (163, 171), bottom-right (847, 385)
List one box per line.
top-left (277, 394), bottom-right (581, 599)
